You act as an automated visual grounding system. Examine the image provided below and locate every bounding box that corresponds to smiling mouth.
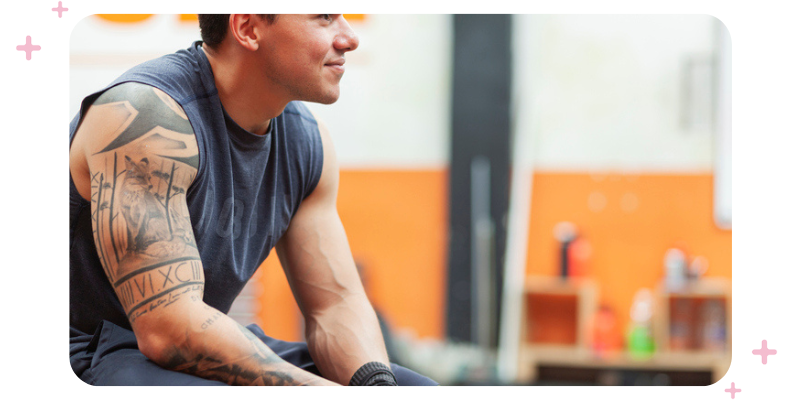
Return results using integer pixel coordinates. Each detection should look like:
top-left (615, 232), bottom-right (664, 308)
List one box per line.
top-left (325, 58), bottom-right (346, 67)
top-left (325, 63), bottom-right (345, 73)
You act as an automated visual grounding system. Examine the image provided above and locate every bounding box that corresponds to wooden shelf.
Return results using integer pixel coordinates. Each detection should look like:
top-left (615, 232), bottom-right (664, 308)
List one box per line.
top-left (517, 276), bottom-right (732, 384)
top-left (656, 277), bottom-right (731, 298)
top-left (517, 276), bottom-right (598, 381)
top-left (653, 278), bottom-right (732, 358)
top-left (523, 345), bottom-right (729, 370)
top-left (524, 276), bottom-right (598, 294)
top-left (521, 276), bottom-right (598, 348)
top-left (520, 345), bottom-right (731, 382)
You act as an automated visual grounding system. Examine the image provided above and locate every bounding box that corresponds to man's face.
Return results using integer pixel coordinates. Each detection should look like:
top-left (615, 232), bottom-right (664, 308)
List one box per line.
top-left (256, 14), bottom-right (359, 104)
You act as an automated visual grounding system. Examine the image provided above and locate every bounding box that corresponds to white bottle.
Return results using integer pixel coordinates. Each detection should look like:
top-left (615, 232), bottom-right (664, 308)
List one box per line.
top-left (663, 248), bottom-right (687, 292)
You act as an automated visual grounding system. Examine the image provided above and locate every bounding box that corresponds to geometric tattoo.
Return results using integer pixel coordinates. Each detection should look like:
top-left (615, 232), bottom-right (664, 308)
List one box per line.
top-left (92, 82), bottom-right (198, 169)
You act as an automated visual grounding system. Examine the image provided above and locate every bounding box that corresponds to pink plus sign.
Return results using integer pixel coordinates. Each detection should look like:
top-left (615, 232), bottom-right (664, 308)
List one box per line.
top-left (16, 36), bottom-right (41, 61)
top-left (52, 2), bottom-right (68, 18)
top-left (725, 382), bottom-right (741, 399)
top-left (752, 339), bottom-right (777, 364)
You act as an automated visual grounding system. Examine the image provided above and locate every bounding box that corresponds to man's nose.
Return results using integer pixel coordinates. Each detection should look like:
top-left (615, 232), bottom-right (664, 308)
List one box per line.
top-left (334, 16), bottom-right (360, 52)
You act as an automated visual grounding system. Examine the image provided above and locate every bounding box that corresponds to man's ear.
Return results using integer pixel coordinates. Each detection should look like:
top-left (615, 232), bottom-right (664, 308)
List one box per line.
top-left (228, 14), bottom-right (262, 51)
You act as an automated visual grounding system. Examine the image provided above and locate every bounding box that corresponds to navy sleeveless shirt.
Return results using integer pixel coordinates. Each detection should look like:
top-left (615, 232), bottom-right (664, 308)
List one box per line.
top-left (69, 41), bottom-right (324, 337)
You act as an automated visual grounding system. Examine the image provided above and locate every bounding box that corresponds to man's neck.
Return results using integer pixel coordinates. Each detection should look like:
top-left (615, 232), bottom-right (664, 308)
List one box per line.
top-left (202, 43), bottom-right (286, 136)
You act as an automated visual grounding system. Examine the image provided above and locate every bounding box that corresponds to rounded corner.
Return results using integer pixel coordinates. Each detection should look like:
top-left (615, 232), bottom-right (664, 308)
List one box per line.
top-left (706, 14), bottom-right (732, 44)
top-left (67, 362), bottom-right (96, 388)
top-left (707, 356), bottom-right (733, 386)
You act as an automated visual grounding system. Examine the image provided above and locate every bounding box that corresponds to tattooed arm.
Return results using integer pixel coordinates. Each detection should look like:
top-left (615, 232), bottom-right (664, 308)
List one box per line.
top-left (69, 82), bottom-right (337, 386)
top-left (275, 119), bottom-right (391, 385)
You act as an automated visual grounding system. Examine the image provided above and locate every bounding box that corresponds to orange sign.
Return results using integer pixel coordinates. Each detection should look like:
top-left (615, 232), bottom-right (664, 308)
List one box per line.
top-left (95, 14), bottom-right (363, 24)
top-left (95, 14), bottom-right (157, 23)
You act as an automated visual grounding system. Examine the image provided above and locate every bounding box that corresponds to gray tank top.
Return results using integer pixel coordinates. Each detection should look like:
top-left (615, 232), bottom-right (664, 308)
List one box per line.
top-left (69, 41), bottom-right (324, 336)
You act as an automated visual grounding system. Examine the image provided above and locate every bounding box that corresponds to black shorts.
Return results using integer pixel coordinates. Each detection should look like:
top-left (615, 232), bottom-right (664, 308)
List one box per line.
top-left (70, 320), bottom-right (437, 386)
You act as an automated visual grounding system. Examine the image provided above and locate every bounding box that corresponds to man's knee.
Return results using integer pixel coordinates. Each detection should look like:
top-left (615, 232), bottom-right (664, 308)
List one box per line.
top-left (88, 350), bottom-right (227, 386)
top-left (391, 363), bottom-right (438, 386)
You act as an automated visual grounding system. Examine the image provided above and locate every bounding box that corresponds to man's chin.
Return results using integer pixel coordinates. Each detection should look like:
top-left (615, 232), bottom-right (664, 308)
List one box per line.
top-left (308, 91), bottom-right (340, 105)
top-left (316, 97), bottom-right (339, 105)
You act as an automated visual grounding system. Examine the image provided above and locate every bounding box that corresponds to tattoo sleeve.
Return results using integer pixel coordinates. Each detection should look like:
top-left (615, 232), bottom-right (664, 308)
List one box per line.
top-left (82, 83), bottom-right (336, 386)
top-left (88, 83), bottom-right (202, 322)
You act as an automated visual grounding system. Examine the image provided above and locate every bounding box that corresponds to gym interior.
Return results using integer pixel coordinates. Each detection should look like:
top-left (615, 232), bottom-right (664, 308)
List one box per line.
top-left (70, 14), bottom-right (732, 386)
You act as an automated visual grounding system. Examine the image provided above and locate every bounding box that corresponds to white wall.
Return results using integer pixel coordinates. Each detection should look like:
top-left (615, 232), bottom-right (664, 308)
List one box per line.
top-left (305, 15), bottom-right (453, 169)
top-left (70, 14), bottom-right (202, 116)
top-left (69, 14), bottom-right (453, 169)
top-left (512, 15), bottom-right (719, 173)
top-left (70, 14), bottom-right (727, 177)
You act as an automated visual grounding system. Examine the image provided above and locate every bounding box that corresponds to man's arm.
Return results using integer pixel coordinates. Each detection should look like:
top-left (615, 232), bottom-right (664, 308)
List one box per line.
top-left (72, 82), bottom-right (337, 386)
top-left (275, 119), bottom-right (392, 386)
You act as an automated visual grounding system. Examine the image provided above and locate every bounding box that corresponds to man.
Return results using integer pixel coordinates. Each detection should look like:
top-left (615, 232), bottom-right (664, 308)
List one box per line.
top-left (68, 14), bottom-right (437, 386)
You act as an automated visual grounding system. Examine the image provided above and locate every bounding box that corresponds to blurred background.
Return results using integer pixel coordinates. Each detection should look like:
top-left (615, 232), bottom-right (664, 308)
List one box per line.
top-left (70, 14), bottom-right (732, 386)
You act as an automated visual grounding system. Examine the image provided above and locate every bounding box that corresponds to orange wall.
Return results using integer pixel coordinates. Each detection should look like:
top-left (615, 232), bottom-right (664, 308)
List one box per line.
top-left (255, 257), bottom-right (302, 341)
top-left (255, 170), bottom-right (732, 344)
top-left (257, 169), bottom-right (449, 341)
top-left (526, 172), bottom-right (732, 326)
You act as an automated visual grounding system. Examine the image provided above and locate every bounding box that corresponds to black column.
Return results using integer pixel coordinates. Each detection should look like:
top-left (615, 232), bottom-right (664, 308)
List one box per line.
top-left (446, 14), bottom-right (512, 347)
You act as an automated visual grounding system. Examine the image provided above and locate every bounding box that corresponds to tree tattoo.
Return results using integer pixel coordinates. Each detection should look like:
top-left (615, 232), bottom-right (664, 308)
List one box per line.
top-left (88, 83), bottom-right (202, 320)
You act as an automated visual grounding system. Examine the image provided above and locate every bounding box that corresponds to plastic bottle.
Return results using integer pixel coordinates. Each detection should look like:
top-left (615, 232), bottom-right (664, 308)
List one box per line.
top-left (591, 305), bottom-right (622, 359)
top-left (627, 289), bottom-right (656, 359)
top-left (553, 222), bottom-right (577, 279)
top-left (663, 248), bottom-right (687, 292)
top-left (568, 237), bottom-right (592, 278)
top-left (687, 256), bottom-right (709, 282)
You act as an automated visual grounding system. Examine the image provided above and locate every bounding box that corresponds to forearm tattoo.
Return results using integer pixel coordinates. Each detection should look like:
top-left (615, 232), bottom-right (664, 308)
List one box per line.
top-left (88, 83), bottom-right (201, 323)
top-left (159, 325), bottom-right (310, 386)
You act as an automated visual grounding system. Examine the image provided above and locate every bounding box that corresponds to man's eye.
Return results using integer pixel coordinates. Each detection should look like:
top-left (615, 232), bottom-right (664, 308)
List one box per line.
top-left (320, 14), bottom-right (332, 22)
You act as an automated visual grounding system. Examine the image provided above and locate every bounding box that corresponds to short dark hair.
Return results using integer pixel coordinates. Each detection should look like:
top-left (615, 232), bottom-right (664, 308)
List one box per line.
top-left (198, 14), bottom-right (277, 49)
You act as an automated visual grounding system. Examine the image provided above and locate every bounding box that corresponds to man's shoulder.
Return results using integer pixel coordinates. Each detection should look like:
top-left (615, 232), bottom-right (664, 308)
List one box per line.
top-left (106, 44), bottom-right (207, 104)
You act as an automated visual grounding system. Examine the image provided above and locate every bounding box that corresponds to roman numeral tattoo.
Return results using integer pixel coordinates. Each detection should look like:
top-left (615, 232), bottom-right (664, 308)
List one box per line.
top-left (88, 83), bottom-right (202, 319)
